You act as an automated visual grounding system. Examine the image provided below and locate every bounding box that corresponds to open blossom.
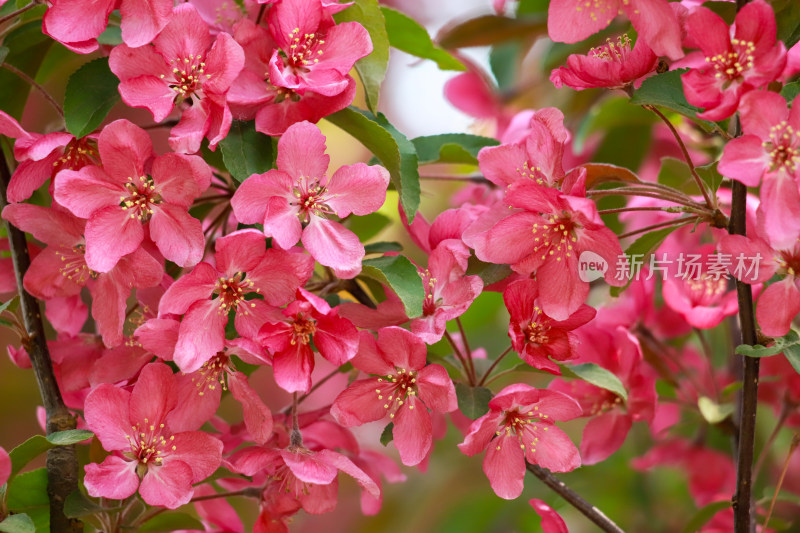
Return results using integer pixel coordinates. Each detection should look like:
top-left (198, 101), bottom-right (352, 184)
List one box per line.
top-left (719, 229), bottom-right (800, 337)
top-left (2, 204), bottom-right (163, 347)
top-left (83, 363), bottom-right (223, 509)
top-left (109, 4), bottom-right (244, 153)
top-left (550, 34), bottom-right (657, 91)
top-left (530, 499), bottom-right (569, 533)
top-left (158, 230), bottom-right (314, 373)
top-left (257, 288), bottom-right (359, 394)
top-left (718, 91), bottom-right (800, 249)
top-left (681, 0), bottom-right (786, 121)
top-left (43, 0), bottom-right (172, 53)
top-left (459, 384), bottom-right (582, 499)
top-left (411, 240), bottom-right (483, 344)
top-left (267, 0), bottom-right (372, 96)
top-left (504, 279), bottom-right (596, 374)
top-left (54, 119), bottom-right (211, 272)
top-left (547, 0), bottom-right (682, 60)
top-left (549, 326), bottom-right (656, 464)
top-left (231, 121), bottom-right (390, 278)
top-left (331, 327), bottom-right (458, 466)
top-left (477, 108), bottom-right (569, 189)
top-left (0, 110), bottom-right (98, 203)
top-left (228, 19), bottom-right (357, 136)
top-left (464, 182), bottom-right (624, 320)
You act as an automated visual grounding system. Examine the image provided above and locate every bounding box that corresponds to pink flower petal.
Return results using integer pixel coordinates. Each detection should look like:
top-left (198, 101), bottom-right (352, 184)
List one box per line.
top-left (84, 456), bottom-right (139, 500)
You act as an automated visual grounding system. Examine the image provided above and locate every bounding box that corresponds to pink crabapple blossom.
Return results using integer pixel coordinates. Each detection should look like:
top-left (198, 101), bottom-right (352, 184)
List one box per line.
top-left (53, 119), bottom-right (212, 272)
top-left (82, 363), bottom-right (223, 509)
top-left (680, 0), bottom-right (787, 121)
top-left (109, 3), bottom-right (245, 153)
top-left (156, 229), bottom-right (314, 373)
top-left (231, 120), bottom-right (390, 278)
top-left (330, 327), bottom-right (458, 466)
top-left (458, 383), bottom-right (582, 499)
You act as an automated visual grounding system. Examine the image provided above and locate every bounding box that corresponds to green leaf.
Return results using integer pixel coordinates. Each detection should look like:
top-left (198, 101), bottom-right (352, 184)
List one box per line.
top-left (773, 0), bottom-right (800, 48)
top-left (437, 15), bottom-right (547, 48)
top-left (455, 383), bottom-right (493, 420)
top-left (380, 422), bottom-right (394, 446)
top-left (219, 121), bottom-right (274, 182)
top-left (610, 226), bottom-right (680, 297)
top-left (0, 46), bottom-right (9, 66)
top-left (9, 430), bottom-right (93, 480)
top-left (381, 7), bottom-right (464, 70)
top-left (347, 212), bottom-right (391, 242)
top-left (489, 42), bottom-right (520, 91)
top-left (630, 70), bottom-right (716, 131)
top-left (412, 134), bottom-right (499, 165)
top-left (326, 107), bottom-right (420, 220)
top-left (335, 0), bottom-right (388, 114)
top-left (360, 255), bottom-right (424, 317)
top-left (781, 81), bottom-right (800, 103)
top-left (0, 514), bottom-right (35, 533)
top-left (697, 396), bottom-right (735, 424)
top-left (63, 490), bottom-right (107, 518)
top-left (560, 363), bottom-right (628, 402)
top-left (782, 342), bottom-right (800, 375)
top-left (736, 330), bottom-right (800, 358)
top-left (363, 241), bottom-right (402, 254)
top-left (696, 161), bottom-right (724, 194)
top-left (681, 500), bottom-right (732, 533)
top-left (139, 512), bottom-right (204, 532)
top-left (97, 25), bottom-right (122, 46)
top-left (466, 256), bottom-right (512, 286)
top-left (64, 58), bottom-right (121, 138)
top-left (46, 429), bottom-right (93, 446)
top-left (0, 297), bottom-right (17, 315)
top-left (6, 469), bottom-right (49, 511)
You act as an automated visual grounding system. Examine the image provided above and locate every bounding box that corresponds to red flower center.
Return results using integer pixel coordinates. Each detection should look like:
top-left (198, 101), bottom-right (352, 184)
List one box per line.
top-left (121, 175), bottom-right (162, 223)
top-left (285, 27), bottom-right (326, 70)
top-left (293, 177), bottom-right (333, 222)
top-left (193, 352), bottom-right (233, 396)
top-left (53, 138), bottom-right (97, 176)
top-left (764, 121), bottom-right (800, 174)
top-left (54, 243), bottom-right (96, 284)
top-left (125, 417), bottom-right (176, 472)
top-left (531, 214), bottom-right (578, 262)
top-left (589, 35), bottom-right (632, 64)
top-left (684, 273), bottom-right (727, 306)
top-left (214, 272), bottom-right (258, 315)
top-left (291, 315), bottom-right (317, 345)
top-left (525, 306), bottom-right (551, 345)
top-left (167, 54), bottom-right (210, 100)
top-left (704, 39), bottom-right (755, 83)
top-left (498, 407), bottom-right (546, 453)
top-left (777, 246), bottom-right (800, 278)
top-left (375, 367), bottom-right (418, 419)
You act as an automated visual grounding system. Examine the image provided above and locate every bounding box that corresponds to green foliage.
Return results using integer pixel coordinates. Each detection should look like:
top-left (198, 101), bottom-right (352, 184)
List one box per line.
top-left (736, 329), bottom-right (800, 358)
top-left (696, 161), bottom-right (724, 194)
top-left (437, 15), bottom-right (547, 48)
top-left (680, 500), bottom-right (732, 533)
top-left (781, 81), bottom-right (800, 103)
top-left (64, 58), bottom-right (120, 138)
top-left (380, 422), bottom-right (394, 446)
top-left (363, 241), bottom-right (403, 254)
top-left (381, 7), bottom-right (464, 70)
top-left (630, 70), bottom-right (716, 131)
top-left (489, 42), bottom-right (520, 90)
top-left (412, 134), bottom-right (499, 165)
top-left (326, 107), bottom-right (420, 220)
top-left (9, 430), bottom-right (93, 481)
top-left (63, 490), bottom-right (107, 518)
top-left (335, 0), bottom-right (389, 114)
top-left (360, 255), bottom-right (424, 318)
top-left (774, 0), bottom-right (800, 48)
top-left (347, 212), bottom-right (391, 242)
top-left (0, 47), bottom-right (9, 66)
top-left (219, 121), bottom-right (274, 182)
top-left (455, 383), bottom-right (493, 419)
top-left (560, 363), bottom-right (628, 401)
top-left (139, 513), bottom-right (204, 532)
top-left (0, 21), bottom-right (54, 120)
top-left (5, 469), bottom-right (48, 533)
top-left (0, 514), bottom-right (35, 533)
top-left (697, 396), bottom-right (735, 424)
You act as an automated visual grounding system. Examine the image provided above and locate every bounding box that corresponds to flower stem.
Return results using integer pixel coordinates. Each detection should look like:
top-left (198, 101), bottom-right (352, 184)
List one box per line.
top-left (0, 142), bottom-right (81, 532)
top-left (616, 215), bottom-right (700, 240)
top-left (643, 104), bottom-right (714, 208)
top-left (444, 330), bottom-right (476, 385)
top-left (1, 63), bottom-right (64, 119)
top-left (456, 318), bottom-right (477, 386)
top-left (526, 463), bottom-right (625, 533)
top-left (478, 345), bottom-right (512, 386)
top-left (753, 398), bottom-right (792, 483)
top-left (290, 392), bottom-right (303, 447)
top-left (763, 434), bottom-right (800, 532)
top-left (0, 1), bottom-right (37, 26)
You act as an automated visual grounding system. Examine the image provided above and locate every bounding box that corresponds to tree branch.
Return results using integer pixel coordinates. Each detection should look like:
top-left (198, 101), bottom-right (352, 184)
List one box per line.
top-left (0, 147), bottom-right (82, 532)
top-left (526, 463), bottom-right (625, 533)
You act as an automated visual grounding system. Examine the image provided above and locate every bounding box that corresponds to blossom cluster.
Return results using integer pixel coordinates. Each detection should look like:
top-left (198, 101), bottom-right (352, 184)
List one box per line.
top-left (0, 0), bottom-right (799, 531)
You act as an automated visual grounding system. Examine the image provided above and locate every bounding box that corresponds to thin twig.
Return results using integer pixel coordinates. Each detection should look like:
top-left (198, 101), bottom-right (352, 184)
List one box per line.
top-left (617, 216), bottom-right (700, 240)
top-left (444, 330), bottom-right (475, 385)
top-left (0, 1), bottom-right (37, 26)
top-left (644, 105), bottom-right (714, 208)
top-left (526, 463), bottom-right (625, 533)
top-left (753, 399), bottom-right (792, 483)
top-left (478, 345), bottom-right (512, 386)
top-left (763, 434), bottom-right (800, 532)
top-left (456, 318), bottom-right (477, 386)
top-left (0, 144), bottom-right (81, 532)
top-left (2, 63), bottom-right (64, 119)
